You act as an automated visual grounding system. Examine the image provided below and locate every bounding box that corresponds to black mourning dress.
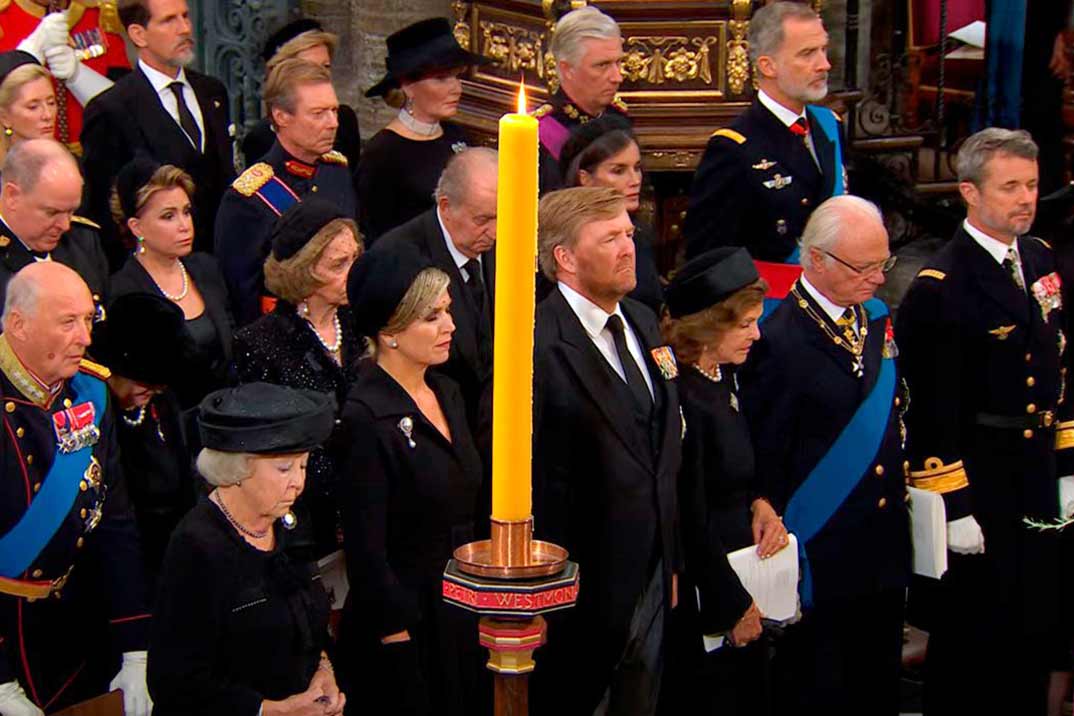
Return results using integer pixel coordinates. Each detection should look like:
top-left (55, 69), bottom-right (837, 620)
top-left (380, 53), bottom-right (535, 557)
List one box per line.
top-left (356, 123), bottom-right (468, 243)
top-left (149, 499), bottom-right (331, 716)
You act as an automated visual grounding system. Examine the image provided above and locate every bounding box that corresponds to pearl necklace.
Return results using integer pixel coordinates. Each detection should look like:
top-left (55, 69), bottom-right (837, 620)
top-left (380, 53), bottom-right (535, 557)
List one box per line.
top-left (151, 260), bottom-right (190, 302)
top-left (300, 303), bottom-right (342, 355)
top-left (693, 363), bottom-right (723, 383)
top-left (212, 491), bottom-right (269, 539)
top-left (396, 107), bottom-right (440, 137)
top-left (121, 405), bottom-right (147, 427)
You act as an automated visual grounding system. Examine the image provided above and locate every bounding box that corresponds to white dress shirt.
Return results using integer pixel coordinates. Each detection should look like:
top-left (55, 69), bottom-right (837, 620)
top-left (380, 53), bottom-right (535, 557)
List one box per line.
top-left (757, 88), bottom-right (820, 168)
top-left (800, 274), bottom-right (851, 324)
top-left (139, 59), bottom-right (205, 152)
top-left (436, 208), bottom-right (481, 281)
top-left (557, 282), bottom-right (654, 398)
top-left (962, 218), bottom-right (1025, 288)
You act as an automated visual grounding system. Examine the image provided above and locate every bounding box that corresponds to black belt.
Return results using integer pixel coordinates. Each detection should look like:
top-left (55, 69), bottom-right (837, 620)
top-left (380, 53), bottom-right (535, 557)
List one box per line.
top-left (975, 411), bottom-right (1055, 430)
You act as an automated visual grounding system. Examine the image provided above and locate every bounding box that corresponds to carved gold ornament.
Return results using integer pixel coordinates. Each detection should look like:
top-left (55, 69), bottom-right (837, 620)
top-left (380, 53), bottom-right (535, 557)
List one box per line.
top-left (726, 20), bottom-right (749, 94)
top-left (480, 21), bottom-right (547, 77)
top-left (622, 35), bottom-right (718, 85)
top-left (452, 1), bottom-right (472, 50)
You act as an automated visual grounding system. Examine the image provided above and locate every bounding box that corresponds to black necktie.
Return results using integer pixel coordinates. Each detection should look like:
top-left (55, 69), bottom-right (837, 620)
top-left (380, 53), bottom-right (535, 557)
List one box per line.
top-left (605, 314), bottom-right (652, 413)
top-left (168, 81), bottom-right (202, 151)
top-left (463, 258), bottom-right (486, 313)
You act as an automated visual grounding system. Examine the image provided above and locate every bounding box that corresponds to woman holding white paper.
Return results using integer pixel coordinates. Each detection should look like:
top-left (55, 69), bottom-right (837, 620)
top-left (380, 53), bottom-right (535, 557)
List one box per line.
top-left (663, 246), bottom-right (789, 715)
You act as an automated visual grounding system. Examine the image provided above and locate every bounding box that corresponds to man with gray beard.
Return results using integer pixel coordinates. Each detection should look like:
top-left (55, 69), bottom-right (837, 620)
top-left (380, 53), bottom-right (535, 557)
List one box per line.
top-left (81, 0), bottom-right (235, 263)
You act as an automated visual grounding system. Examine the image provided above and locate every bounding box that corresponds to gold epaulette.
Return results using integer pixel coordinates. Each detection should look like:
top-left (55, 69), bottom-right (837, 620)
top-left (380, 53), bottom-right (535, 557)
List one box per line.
top-left (917, 269), bottom-right (946, 281)
top-left (1056, 420), bottom-right (1074, 451)
top-left (78, 358), bottom-right (111, 381)
top-left (98, 1), bottom-right (123, 36)
top-left (0, 0), bottom-right (11, 13)
top-left (71, 215), bottom-right (101, 230)
top-left (321, 150), bottom-right (348, 167)
top-left (611, 95), bottom-right (629, 114)
top-left (908, 457), bottom-right (969, 494)
top-left (533, 103), bottom-right (553, 119)
top-left (1031, 236), bottom-right (1053, 250)
top-left (232, 163), bottom-right (274, 197)
top-left (710, 128), bottom-right (746, 144)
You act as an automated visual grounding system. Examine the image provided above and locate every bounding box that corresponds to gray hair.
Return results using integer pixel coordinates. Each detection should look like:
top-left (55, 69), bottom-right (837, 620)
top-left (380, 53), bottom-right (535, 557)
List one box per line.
top-left (799, 194), bottom-right (884, 268)
top-left (1, 138), bottom-right (78, 193)
top-left (956, 128), bottom-right (1038, 185)
top-left (196, 448), bottom-right (254, 487)
top-left (550, 6), bottom-right (621, 67)
top-left (748, 1), bottom-right (821, 66)
top-left (434, 147), bottom-right (498, 205)
top-left (0, 267), bottom-right (41, 324)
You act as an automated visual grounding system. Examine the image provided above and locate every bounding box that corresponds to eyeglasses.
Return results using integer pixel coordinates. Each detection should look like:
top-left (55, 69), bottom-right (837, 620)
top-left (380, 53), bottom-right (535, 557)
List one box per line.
top-left (820, 249), bottom-right (898, 275)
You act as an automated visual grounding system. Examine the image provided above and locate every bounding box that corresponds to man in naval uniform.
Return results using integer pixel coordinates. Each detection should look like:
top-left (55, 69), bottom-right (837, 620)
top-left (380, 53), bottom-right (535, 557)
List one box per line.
top-left (0, 262), bottom-right (150, 716)
top-left (214, 58), bottom-right (356, 327)
top-left (684, 1), bottom-right (847, 309)
top-left (897, 128), bottom-right (1070, 716)
top-left (0, 139), bottom-right (107, 318)
top-left (535, 5), bottom-right (630, 194)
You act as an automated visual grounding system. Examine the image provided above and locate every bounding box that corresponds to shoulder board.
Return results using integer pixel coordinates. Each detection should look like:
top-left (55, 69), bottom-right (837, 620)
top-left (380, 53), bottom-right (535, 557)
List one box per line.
top-left (232, 163), bottom-right (274, 197)
top-left (0, 0), bottom-right (11, 12)
top-left (1030, 236), bottom-right (1053, 250)
top-left (97, 1), bottom-right (124, 36)
top-left (917, 269), bottom-right (946, 281)
top-left (533, 103), bottom-right (553, 119)
top-left (611, 96), bottom-right (629, 114)
top-left (70, 215), bottom-right (101, 230)
top-left (321, 150), bottom-right (348, 167)
top-left (78, 358), bottom-right (111, 381)
top-left (710, 128), bottom-right (746, 144)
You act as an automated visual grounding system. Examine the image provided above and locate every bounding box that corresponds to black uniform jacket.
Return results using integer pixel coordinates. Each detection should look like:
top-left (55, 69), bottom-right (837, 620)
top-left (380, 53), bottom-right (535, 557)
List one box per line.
top-left (683, 98), bottom-right (845, 261)
top-left (214, 140), bottom-right (357, 327)
top-left (81, 65), bottom-right (234, 262)
top-left (896, 227), bottom-right (1070, 623)
top-left (0, 216), bottom-right (109, 318)
top-left (530, 288), bottom-right (682, 711)
top-left (535, 88), bottom-right (630, 194)
top-left (0, 345), bottom-right (149, 710)
top-left (740, 283), bottom-right (911, 605)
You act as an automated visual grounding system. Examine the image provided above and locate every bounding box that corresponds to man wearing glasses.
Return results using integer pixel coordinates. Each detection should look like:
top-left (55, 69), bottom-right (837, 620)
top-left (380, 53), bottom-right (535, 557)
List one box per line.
top-left (740, 194), bottom-right (910, 714)
top-left (897, 128), bottom-right (1071, 715)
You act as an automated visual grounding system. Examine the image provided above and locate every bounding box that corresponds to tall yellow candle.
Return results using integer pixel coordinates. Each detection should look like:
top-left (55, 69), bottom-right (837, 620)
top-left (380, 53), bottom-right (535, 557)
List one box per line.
top-left (491, 85), bottom-right (538, 522)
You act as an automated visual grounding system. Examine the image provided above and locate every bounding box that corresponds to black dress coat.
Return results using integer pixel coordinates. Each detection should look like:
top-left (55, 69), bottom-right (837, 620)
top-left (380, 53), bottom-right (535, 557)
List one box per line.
top-left (336, 364), bottom-right (485, 716)
top-left (529, 288), bottom-right (682, 714)
top-left (81, 65), bottom-right (235, 262)
top-left (235, 302), bottom-right (363, 562)
top-left (0, 216), bottom-right (109, 318)
top-left (683, 98), bottom-right (846, 261)
top-left (110, 252), bottom-right (235, 410)
top-left (149, 499), bottom-right (331, 716)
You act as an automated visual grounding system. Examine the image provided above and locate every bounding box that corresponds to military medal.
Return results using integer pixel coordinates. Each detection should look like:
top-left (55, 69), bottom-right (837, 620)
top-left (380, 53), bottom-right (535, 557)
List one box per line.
top-left (53, 402), bottom-right (100, 454)
top-left (792, 285), bottom-right (868, 378)
top-left (281, 511), bottom-right (298, 530)
top-left (882, 318), bottom-right (899, 359)
top-left (1031, 272), bottom-right (1063, 322)
top-left (650, 346), bottom-right (679, 379)
top-left (752, 159), bottom-right (776, 170)
top-left (763, 174), bottom-right (793, 190)
top-left (398, 417), bottom-right (417, 448)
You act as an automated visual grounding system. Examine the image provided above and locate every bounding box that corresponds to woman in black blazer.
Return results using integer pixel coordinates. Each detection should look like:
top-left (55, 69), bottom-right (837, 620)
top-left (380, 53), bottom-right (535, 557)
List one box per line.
top-left (336, 243), bottom-right (486, 716)
top-left (109, 158), bottom-right (235, 410)
top-left (235, 200), bottom-right (364, 563)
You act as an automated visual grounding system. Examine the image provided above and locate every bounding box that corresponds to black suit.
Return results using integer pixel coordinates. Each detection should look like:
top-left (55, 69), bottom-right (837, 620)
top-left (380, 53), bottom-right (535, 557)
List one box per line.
top-left (81, 64), bottom-right (235, 263)
top-left (530, 288), bottom-right (681, 715)
top-left (740, 282), bottom-right (910, 715)
top-left (897, 227), bottom-right (1068, 715)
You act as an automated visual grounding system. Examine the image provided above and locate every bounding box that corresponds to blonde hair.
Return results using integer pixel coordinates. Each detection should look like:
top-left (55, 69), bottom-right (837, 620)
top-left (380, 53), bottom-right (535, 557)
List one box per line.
top-left (537, 186), bottom-right (626, 280)
top-left (266, 30), bottom-right (338, 74)
top-left (264, 59), bottom-right (333, 129)
top-left (661, 280), bottom-right (767, 365)
top-left (109, 164), bottom-right (195, 238)
top-left (382, 267), bottom-right (451, 336)
top-left (264, 219), bottom-right (362, 304)
top-left (196, 448), bottom-right (253, 486)
top-left (0, 64), bottom-right (53, 160)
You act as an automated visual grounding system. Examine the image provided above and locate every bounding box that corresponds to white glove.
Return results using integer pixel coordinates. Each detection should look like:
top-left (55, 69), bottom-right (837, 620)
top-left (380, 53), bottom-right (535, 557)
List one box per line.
top-left (43, 45), bottom-right (77, 82)
top-left (947, 515), bottom-right (986, 555)
top-left (1060, 476), bottom-right (1074, 520)
top-left (15, 12), bottom-right (69, 64)
top-left (109, 651), bottom-right (152, 716)
top-left (60, 60), bottom-right (113, 105)
top-left (0, 681), bottom-right (43, 716)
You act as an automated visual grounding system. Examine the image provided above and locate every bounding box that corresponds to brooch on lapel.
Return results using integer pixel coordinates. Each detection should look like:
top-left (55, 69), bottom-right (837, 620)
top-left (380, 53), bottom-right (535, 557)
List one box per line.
top-left (763, 174), bottom-right (793, 190)
top-left (650, 346), bottom-right (678, 379)
top-left (1031, 272), bottom-right (1063, 322)
top-left (53, 402), bottom-right (100, 454)
top-left (451, 141), bottom-right (468, 154)
top-left (752, 159), bottom-right (776, 170)
top-left (775, 219), bottom-right (788, 235)
top-left (882, 318), bottom-right (899, 359)
top-left (988, 325), bottom-right (1016, 341)
top-left (398, 417), bottom-right (416, 448)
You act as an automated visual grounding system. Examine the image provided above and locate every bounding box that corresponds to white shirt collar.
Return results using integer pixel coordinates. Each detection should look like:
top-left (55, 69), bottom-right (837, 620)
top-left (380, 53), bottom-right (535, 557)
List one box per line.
top-left (436, 207), bottom-right (471, 271)
top-left (963, 218), bottom-right (1019, 266)
top-left (799, 274), bottom-right (849, 323)
top-left (758, 89), bottom-right (806, 128)
top-left (557, 281), bottom-right (625, 340)
top-left (139, 58), bottom-right (188, 94)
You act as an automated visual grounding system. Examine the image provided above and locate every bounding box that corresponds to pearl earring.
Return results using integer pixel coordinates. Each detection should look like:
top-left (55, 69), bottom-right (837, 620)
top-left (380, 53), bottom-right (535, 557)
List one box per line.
top-left (389, 338), bottom-right (399, 349)
top-left (3, 127), bottom-right (12, 137)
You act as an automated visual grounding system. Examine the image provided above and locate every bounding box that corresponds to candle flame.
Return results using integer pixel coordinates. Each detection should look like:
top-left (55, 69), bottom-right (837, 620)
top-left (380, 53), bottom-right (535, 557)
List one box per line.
top-left (517, 80), bottom-right (527, 115)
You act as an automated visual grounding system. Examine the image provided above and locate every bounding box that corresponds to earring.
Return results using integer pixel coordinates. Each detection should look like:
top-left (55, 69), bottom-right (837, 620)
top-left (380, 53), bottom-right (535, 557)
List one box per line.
top-left (389, 338), bottom-right (399, 349)
top-left (404, 95), bottom-right (414, 113)
top-left (135, 236), bottom-right (145, 254)
top-left (298, 301), bottom-right (310, 317)
top-left (3, 127), bottom-right (11, 137)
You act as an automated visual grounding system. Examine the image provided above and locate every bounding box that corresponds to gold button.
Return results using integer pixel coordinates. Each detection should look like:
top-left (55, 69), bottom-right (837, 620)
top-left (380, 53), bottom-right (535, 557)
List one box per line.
top-left (311, 185), bottom-right (318, 192)
top-left (76, 537), bottom-right (84, 549)
top-left (801, 198), bottom-right (809, 206)
top-left (79, 480), bottom-right (87, 492)
top-left (15, 427), bottom-right (23, 438)
top-left (1024, 429), bottom-right (1034, 439)
top-left (92, 294), bottom-right (100, 301)
top-left (894, 397), bottom-right (901, 407)
top-left (1027, 376), bottom-right (1036, 387)
top-left (1026, 353), bottom-right (1032, 363)
top-left (32, 483), bottom-right (40, 493)
top-left (25, 455), bottom-right (32, 465)
top-left (878, 497), bottom-right (888, 508)
top-left (31, 569), bottom-right (42, 579)
top-left (63, 399), bottom-right (72, 408)
top-left (4, 402), bottom-right (14, 413)
top-left (875, 465), bottom-right (885, 476)
top-left (80, 508), bottom-right (87, 519)
top-left (1027, 404), bottom-right (1037, 414)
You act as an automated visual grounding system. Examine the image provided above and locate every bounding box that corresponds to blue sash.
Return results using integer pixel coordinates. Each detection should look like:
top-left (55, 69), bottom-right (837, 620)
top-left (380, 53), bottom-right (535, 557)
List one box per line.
top-left (808, 106), bottom-right (846, 199)
top-left (256, 177), bottom-right (300, 217)
top-left (783, 299), bottom-right (894, 607)
top-left (0, 373), bottom-right (106, 577)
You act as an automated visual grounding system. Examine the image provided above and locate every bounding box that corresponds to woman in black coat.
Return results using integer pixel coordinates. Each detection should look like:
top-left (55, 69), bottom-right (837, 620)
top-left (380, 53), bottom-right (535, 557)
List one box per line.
top-left (235, 199), bottom-right (364, 563)
top-left (336, 243), bottom-right (486, 716)
top-left (662, 247), bottom-right (790, 716)
top-left (109, 159), bottom-right (235, 410)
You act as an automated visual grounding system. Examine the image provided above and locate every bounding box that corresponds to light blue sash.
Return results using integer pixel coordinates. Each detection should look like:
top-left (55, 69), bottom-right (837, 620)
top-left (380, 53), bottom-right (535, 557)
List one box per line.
top-left (808, 106), bottom-right (846, 198)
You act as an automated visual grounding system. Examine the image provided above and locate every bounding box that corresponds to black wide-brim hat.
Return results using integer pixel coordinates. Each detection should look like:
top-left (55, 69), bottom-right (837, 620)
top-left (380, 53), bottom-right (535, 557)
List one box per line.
top-left (665, 247), bottom-right (760, 319)
top-left (365, 17), bottom-right (490, 98)
top-left (0, 51), bottom-right (40, 88)
top-left (198, 383), bottom-right (336, 454)
top-left (90, 292), bottom-right (194, 386)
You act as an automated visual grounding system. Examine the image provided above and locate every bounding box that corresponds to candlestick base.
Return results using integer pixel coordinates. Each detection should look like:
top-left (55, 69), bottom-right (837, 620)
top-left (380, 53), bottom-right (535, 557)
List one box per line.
top-left (453, 518), bottom-right (568, 578)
